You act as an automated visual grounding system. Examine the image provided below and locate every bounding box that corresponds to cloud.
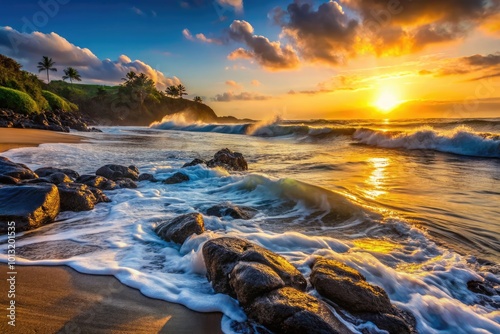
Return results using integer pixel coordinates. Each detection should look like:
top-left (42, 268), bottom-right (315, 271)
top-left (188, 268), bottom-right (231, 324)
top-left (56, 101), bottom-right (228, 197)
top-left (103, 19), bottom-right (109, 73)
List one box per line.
top-left (225, 80), bottom-right (243, 89)
top-left (213, 91), bottom-right (271, 102)
top-left (227, 20), bottom-right (300, 70)
top-left (250, 79), bottom-right (261, 86)
top-left (216, 0), bottom-right (243, 13)
top-left (424, 52), bottom-right (500, 79)
top-left (0, 27), bottom-right (181, 90)
top-left (131, 6), bottom-right (146, 16)
top-left (182, 28), bottom-right (222, 44)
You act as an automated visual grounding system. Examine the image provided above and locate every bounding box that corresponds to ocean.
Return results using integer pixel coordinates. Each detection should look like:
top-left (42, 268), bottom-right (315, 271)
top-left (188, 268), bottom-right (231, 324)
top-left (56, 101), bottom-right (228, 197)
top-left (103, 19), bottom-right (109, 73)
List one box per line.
top-left (1, 117), bottom-right (499, 333)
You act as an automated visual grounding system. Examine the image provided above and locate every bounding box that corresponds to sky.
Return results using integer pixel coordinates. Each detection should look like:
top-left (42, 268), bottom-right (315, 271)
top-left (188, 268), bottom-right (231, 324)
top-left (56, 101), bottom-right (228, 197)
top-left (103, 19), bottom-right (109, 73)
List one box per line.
top-left (0, 0), bottom-right (499, 120)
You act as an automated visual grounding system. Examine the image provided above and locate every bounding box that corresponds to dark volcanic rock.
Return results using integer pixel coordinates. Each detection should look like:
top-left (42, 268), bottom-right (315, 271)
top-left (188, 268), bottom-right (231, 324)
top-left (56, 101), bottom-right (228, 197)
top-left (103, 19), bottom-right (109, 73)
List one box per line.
top-left (57, 183), bottom-right (97, 212)
top-left (88, 187), bottom-right (111, 204)
top-left (0, 184), bottom-right (60, 233)
top-left (182, 158), bottom-right (206, 168)
top-left (138, 173), bottom-right (157, 182)
top-left (96, 164), bottom-right (139, 181)
top-left (34, 167), bottom-right (80, 180)
top-left (310, 258), bottom-right (392, 314)
top-left (207, 148), bottom-right (248, 171)
top-left (206, 203), bottom-right (257, 220)
top-left (229, 262), bottom-right (285, 305)
top-left (0, 156), bottom-right (38, 180)
top-left (246, 287), bottom-right (353, 334)
top-left (115, 178), bottom-right (138, 189)
top-left (202, 237), bottom-right (307, 297)
top-left (467, 280), bottom-right (499, 297)
top-left (358, 308), bottom-right (417, 334)
top-left (163, 172), bottom-right (190, 185)
top-left (76, 175), bottom-right (117, 190)
top-left (155, 213), bottom-right (205, 244)
top-left (48, 172), bottom-right (73, 185)
top-left (0, 175), bottom-right (19, 184)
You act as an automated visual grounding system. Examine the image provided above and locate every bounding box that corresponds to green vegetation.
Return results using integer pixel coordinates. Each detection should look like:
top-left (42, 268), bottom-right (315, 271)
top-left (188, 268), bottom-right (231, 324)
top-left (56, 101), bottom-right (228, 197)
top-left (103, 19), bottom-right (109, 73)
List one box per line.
top-left (0, 86), bottom-right (40, 114)
top-left (42, 90), bottom-right (78, 112)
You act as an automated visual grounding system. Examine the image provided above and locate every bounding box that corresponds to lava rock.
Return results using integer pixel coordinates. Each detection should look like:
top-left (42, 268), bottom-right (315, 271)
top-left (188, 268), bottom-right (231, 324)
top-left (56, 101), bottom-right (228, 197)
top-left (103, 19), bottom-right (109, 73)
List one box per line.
top-left (357, 308), bottom-right (417, 334)
top-left (155, 213), bottom-right (205, 244)
top-left (246, 287), bottom-right (353, 334)
top-left (76, 175), bottom-right (117, 190)
top-left (207, 148), bottom-right (248, 171)
top-left (115, 178), bottom-right (138, 189)
top-left (96, 164), bottom-right (139, 181)
top-left (202, 237), bottom-right (307, 298)
top-left (138, 173), bottom-right (158, 182)
top-left (206, 203), bottom-right (257, 220)
top-left (182, 158), bottom-right (206, 168)
top-left (34, 167), bottom-right (80, 180)
top-left (310, 258), bottom-right (392, 314)
top-left (88, 187), bottom-right (111, 204)
top-left (57, 183), bottom-right (97, 212)
top-left (0, 184), bottom-right (60, 233)
top-left (163, 172), bottom-right (190, 185)
top-left (0, 175), bottom-right (19, 184)
top-left (0, 156), bottom-right (38, 180)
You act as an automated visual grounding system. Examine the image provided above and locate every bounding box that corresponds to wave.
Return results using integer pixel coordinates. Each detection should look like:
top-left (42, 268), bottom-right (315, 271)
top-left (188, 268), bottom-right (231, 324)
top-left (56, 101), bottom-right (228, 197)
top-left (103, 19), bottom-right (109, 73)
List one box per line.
top-left (353, 126), bottom-right (500, 158)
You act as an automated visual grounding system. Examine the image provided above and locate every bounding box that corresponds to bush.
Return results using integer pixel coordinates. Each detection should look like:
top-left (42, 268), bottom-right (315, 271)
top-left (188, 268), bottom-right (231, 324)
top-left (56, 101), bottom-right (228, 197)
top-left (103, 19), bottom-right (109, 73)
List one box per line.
top-left (0, 86), bottom-right (40, 114)
top-left (42, 90), bottom-right (79, 112)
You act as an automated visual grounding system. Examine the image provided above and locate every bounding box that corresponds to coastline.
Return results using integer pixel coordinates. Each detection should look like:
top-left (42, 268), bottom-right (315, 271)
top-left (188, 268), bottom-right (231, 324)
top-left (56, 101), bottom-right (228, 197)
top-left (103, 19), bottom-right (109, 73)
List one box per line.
top-left (0, 264), bottom-right (223, 333)
top-left (0, 128), bottom-right (82, 153)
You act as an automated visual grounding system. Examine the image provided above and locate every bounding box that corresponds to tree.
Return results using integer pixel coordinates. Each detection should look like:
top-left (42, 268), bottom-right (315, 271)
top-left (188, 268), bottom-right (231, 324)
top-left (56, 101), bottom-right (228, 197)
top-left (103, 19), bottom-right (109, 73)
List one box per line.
top-left (166, 85), bottom-right (179, 98)
top-left (62, 67), bottom-right (82, 84)
top-left (37, 56), bottom-right (57, 83)
top-left (122, 71), bottom-right (137, 84)
top-left (194, 96), bottom-right (203, 103)
top-left (177, 84), bottom-right (187, 98)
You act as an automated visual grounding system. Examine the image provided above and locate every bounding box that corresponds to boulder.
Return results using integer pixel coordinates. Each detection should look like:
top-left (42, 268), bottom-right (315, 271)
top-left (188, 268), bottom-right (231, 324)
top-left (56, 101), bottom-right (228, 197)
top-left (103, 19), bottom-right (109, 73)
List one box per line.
top-left (138, 173), bottom-right (157, 182)
top-left (246, 287), bottom-right (353, 334)
top-left (0, 184), bottom-right (60, 233)
top-left (57, 183), bottom-right (97, 212)
top-left (207, 148), bottom-right (248, 171)
top-left (0, 175), bottom-right (19, 184)
top-left (357, 309), bottom-right (417, 334)
top-left (310, 258), bottom-right (392, 314)
top-left (202, 237), bottom-right (307, 297)
top-left (96, 164), bottom-right (139, 181)
top-left (34, 167), bottom-right (80, 180)
top-left (182, 158), bottom-right (206, 168)
top-left (48, 172), bottom-right (73, 185)
top-left (155, 213), bottom-right (205, 244)
top-left (88, 187), bottom-right (111, 204)
top-left (0, 156), bottom-right (38, 180)
top-left (206, 203), bottom-right (257, 220)
top-left (163, 172), bottom-right (190, 185)
top-left (76, 175), bottom-right (117, 190)
top-left (115, 178), bottom-right (138, 189)
top-left (229, 262), bottom-right (285, 305)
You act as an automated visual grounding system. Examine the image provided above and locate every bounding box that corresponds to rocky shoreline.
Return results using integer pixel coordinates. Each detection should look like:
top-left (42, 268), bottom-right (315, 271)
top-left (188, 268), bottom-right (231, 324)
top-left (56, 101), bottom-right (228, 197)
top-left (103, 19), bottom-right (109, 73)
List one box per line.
top-left (0, 108), bottom-right (101, 133)
top-left (1, 148), bottom-right (497, 334)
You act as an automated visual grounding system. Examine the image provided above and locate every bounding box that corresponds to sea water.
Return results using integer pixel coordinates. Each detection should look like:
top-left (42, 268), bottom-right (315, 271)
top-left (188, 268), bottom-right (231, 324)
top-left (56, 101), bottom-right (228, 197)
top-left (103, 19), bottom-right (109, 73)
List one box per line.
top-left (1, 117), bottom-right (499, 333)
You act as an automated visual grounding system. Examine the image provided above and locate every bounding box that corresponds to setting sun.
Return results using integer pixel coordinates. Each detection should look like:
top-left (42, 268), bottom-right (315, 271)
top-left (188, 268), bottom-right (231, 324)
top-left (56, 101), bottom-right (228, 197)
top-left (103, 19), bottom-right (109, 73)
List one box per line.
top-left (374, 90), bottom-right (402, 113)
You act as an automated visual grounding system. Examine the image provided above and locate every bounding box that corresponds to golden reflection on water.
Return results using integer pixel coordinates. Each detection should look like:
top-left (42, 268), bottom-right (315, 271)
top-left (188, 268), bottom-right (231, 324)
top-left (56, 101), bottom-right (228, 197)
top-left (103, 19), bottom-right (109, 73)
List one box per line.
top-left (352, 238), bottom-right (401, 254)
top-left (364, 157), bottom-right (390, 199)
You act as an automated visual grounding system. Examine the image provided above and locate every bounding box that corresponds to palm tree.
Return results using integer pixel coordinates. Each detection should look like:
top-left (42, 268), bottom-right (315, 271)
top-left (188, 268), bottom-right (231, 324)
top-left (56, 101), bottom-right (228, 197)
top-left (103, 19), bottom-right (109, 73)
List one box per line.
top-left (194, 96), bottom-right (203, 103)
top-left (62, 67), bottom-right (82, 84)
top-left (166, 85), bottom-right (179, 98)
top-left (177, 84), bottom-right (187, 99)
top-left (122, 71), bottom-right (137, 84)
top-left (37, 56), bottom-right (57, 83)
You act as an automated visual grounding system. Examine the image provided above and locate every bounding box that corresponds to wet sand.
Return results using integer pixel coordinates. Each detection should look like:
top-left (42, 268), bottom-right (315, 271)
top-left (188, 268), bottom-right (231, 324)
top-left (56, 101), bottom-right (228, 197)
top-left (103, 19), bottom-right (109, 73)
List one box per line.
top-left (0, 264), bottom-right (223, 334)
top-left (0, 128), bottom-right (82, 153)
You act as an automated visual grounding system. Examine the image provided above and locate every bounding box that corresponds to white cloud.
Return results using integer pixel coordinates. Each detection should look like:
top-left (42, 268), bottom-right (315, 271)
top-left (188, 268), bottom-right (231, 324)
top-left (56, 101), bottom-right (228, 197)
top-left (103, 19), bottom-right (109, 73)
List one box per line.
top-left (0, 27), bottom-right (180, 90)
top-left (182, 28), bottom-right (222, 44)
top-left (216, 0), bottom-right (243, 13)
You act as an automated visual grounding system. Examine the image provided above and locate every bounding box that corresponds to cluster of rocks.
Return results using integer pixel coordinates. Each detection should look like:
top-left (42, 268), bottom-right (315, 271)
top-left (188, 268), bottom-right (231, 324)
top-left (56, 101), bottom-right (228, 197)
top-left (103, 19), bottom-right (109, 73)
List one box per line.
top-left (0, 157), bottom-right (154, 233)
top-left (182, 148), bottom-right (248, 172)
top-left (0, 108), bottom-right (101, 133)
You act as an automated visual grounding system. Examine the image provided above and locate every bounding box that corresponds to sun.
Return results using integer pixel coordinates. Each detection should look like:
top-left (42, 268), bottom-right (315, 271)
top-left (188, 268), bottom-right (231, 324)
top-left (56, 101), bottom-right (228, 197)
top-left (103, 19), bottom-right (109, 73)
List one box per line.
top-left (373, 90), bottom-right (401, 113)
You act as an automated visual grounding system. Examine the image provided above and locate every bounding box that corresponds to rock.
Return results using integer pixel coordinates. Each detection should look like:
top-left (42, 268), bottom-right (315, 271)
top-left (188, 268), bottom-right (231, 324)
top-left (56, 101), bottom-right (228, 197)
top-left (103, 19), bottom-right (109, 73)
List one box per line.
top-left (163, 172), bottom-right (190, 185)
top-left (202, 237), bottom-right (307, 298)
top-left (357, 309), bottom-right (417, 334)
top-left (0, 184), bottom-right (60, 233)
top-left (182, 158), bottom-right (206, 168)
top-left (467, 280), bottom-right (499, 297)
top-left (229, 262), bottom-right (285, 305)
top-left (96, 164), bottom-right (139, 181)
top-left (48, 172), bottom-right (73, 185)
top-left (206, 203), bottom-right (257, 220)
top-left (88, 187), bottom-right (111, 204)
top-left (57, 183), bottom-right (97, 212)
top-left (115, 178), bottom-right (138, 189)
top-left (310, 258), bottom-right (392, 314)
top-left (34, 167), bottom-right (80, 180)
top-left (76, 175), bottom-right (117, 190)
top-left (207, 148), bottom-right (248, 171)
top-left (0, 175), bottom-right (19, 184)
top-left (138, 173), bottom-right (157, 182)
top-left (246, 287), bottom-right (353, 334)
top-left (0, 156), bottom-right (38, 180)
top-left (155, 213), bottom-right (205, 244)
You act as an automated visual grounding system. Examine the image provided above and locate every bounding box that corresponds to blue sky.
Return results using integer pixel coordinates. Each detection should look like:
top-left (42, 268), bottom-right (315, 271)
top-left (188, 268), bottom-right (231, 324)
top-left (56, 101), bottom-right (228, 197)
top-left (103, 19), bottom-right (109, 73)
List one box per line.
top-left (1, 0), bottom-right (499, 119)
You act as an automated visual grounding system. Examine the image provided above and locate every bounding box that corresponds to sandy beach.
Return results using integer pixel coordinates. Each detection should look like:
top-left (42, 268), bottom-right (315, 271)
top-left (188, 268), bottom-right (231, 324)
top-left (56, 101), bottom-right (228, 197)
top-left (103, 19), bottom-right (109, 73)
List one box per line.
top-left (0, 128), bottom-right (82, 153)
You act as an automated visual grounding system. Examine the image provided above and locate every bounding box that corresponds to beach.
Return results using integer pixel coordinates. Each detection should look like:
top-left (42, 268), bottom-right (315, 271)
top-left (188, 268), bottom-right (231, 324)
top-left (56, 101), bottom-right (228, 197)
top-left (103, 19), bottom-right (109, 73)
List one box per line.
top-left (0, 129), bottom-right (223, 334)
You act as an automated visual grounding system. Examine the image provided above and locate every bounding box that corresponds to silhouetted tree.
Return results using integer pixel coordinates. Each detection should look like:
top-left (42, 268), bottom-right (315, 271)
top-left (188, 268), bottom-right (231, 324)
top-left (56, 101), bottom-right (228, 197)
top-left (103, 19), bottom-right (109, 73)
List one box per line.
top-left (177, 84), bottom-right (187, 98)
top-left (62, 67), bottom-right (82, 84)
top-left (166, 85), bottom-right (179, 98)
top-left (37, 56), bottom-right (57, 83)
top-left (194, 96), bottom-right (202, 103)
